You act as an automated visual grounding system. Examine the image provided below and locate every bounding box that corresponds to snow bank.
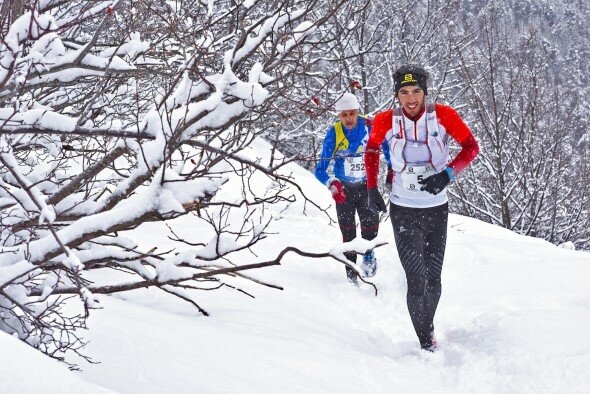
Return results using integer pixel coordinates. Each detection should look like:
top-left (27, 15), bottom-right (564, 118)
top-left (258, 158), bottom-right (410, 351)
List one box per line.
top-left (0, 332), bottom-right (111, 393)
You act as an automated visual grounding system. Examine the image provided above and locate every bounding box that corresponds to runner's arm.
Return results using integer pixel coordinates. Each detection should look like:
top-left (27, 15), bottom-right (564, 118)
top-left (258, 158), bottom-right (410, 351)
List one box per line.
top-left (366, 116), bottom-right (392, 170)
top-left (364, 111), bottom-right (392, 189)
top-left (436, 104), bottom-right (479, 174)
top-left (315, 127), bottom-right (337, 185)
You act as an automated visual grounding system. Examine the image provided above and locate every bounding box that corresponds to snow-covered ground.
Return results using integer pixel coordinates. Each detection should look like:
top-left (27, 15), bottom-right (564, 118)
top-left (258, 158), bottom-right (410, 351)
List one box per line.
top-left (0, 332), bottom-right (110, 393)
top-left (4, 139), bottom-right (590, 393)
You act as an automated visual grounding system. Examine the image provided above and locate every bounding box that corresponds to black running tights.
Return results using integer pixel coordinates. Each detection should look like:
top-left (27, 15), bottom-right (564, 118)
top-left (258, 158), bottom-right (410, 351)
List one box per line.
top-left (335, 182), bottom-right (379, 265)
top-left (390, 202), bottom-right (448, 347)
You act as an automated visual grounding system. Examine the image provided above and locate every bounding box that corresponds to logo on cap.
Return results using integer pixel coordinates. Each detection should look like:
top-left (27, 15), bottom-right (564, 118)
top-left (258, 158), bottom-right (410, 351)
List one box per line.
top-left (404, 73), bottom-right (414, 81)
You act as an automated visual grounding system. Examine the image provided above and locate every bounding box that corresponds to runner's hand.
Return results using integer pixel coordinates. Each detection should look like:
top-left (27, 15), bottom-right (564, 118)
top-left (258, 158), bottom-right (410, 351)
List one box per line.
top-left (368, 188), bottom-right (386, 213)
top-left (419, 171), bottom-right (450, 195)
top-left (329, 180), bottom-right (346, 204)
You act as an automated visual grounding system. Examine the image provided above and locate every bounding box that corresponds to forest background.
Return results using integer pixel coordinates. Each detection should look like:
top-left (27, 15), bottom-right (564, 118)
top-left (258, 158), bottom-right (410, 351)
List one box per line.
top-left (0, 0), bottom-right (588, 364)
top-left (270, 0), bottom-right (590, 249)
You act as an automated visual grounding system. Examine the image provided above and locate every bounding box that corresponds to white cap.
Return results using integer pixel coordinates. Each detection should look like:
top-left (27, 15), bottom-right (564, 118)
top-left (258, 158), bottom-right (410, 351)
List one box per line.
top-left (334, 93), bottom-right (360, 112)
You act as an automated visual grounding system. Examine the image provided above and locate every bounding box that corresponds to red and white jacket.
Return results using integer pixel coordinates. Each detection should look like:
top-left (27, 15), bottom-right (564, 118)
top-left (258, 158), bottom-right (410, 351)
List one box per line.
top-left (365, 103), bottom-right (479, 208)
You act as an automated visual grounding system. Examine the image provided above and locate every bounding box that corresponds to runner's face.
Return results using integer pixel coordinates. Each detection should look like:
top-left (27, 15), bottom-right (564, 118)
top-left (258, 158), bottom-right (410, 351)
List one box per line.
top-left (397, 86), bottom-right (425, 117)
top-left (338, 109), bottom-right (359, 129)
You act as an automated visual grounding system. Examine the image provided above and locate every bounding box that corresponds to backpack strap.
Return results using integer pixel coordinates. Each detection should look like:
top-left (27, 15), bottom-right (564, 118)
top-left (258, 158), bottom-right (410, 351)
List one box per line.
top-left (392, 107), bottom-right (404, 139)
top-left (332, 121), bottom-right (349, 156)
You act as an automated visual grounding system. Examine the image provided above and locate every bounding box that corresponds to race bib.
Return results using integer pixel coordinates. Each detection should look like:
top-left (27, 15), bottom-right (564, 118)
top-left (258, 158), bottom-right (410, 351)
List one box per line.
top-left (344, 156), bottom-right (365, 178)
top-left (401, 164), bottom-right (435, 191)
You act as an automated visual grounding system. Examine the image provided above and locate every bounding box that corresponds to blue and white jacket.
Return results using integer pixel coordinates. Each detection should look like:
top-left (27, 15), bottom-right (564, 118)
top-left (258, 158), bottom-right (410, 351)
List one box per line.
top-left (315, 116), bottom-right (391, 185)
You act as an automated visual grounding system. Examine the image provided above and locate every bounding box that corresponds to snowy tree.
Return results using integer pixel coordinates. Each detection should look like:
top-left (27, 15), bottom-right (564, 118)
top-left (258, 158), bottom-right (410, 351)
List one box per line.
top-left (253, 0), bottom-right (378, 171)
top-left (449, 1), bottom-right (590, 248)
top-left (270, 0), bottom-right (590, 249)
top-left (0, 0), bottom-right (365, 365)
top-left (264, 0), bottom-right (472, 177)
top-left (262, 0), bottom-right (590, 247)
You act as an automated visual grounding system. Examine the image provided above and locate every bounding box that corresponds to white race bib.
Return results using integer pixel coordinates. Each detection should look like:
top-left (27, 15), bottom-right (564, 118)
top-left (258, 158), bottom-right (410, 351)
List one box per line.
top-left (344, 156), bottom-right (365, 178)
top-left (401, 164), bottom-right (435, 191)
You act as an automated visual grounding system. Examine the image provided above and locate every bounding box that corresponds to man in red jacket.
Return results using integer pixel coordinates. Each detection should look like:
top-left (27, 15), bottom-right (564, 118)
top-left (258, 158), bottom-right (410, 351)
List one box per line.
top-left (364, 65), bottom-right (479, 351)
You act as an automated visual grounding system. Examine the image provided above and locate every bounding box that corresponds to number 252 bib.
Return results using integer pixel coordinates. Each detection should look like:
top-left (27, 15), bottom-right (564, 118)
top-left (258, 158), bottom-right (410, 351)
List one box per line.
top-left (344, 156), bottom-right (365, 178)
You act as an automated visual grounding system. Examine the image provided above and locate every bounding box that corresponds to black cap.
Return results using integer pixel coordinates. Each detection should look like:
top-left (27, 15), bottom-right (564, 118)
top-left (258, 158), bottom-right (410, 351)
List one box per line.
top-left (394, 64), bottom-right (429, 96)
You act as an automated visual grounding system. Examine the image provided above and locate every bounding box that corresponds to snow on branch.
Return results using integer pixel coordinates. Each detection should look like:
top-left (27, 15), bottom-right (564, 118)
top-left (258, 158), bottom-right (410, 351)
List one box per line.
top-left (0, 0), bottom-right (349, 366)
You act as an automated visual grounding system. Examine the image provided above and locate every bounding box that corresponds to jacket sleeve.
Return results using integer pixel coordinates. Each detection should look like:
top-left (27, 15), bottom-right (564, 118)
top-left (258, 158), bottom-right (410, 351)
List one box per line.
top-left (364, 110), bottom-right (392, 189)
top-left (366, 117), bottom-right (392, 169)
top-left (436, 104), bottom-right (479, 174)
top-left (381, 140), bottom-right (392, 168)
top-left (315, 126), bottom-right (336, 186)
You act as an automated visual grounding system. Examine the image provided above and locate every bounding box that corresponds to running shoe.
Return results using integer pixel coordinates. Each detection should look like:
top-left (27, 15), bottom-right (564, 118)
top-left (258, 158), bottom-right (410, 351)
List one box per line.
top-left (361, 249), bottom-right (377, 277)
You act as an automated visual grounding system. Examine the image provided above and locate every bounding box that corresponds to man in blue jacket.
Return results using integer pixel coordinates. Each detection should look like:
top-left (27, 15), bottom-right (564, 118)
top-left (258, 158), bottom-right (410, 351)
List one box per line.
top-left (315, 93), bottom-right (391, 284)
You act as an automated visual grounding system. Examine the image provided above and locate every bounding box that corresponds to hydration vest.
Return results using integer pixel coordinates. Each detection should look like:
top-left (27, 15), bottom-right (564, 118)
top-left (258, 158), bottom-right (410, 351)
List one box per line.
top-left (388, 103), bottom-right (449, 172)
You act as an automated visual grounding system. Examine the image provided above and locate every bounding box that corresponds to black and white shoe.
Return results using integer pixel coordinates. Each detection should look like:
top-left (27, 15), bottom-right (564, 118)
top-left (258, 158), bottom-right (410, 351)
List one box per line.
top-left (346, 267), bottom-right (359, 286)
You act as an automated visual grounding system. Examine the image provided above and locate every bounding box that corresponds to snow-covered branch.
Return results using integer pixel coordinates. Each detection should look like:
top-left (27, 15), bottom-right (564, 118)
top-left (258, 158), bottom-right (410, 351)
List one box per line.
top-left (0, 0), bottom-right (351, 366)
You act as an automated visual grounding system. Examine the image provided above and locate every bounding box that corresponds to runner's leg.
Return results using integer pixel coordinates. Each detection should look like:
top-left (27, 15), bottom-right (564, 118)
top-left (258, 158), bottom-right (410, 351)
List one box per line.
top-left (390, 203), bottom-right (432, 347)
top-left (336, 184), bottom-right (358, 277)
top-left (424, 203), bottom-right (448, 332)
top-left (356, 185), bottom-right (379, 241)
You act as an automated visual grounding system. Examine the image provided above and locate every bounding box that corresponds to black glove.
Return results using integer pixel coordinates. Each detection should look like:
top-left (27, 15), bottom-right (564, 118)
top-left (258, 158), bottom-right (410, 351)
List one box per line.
top-left (368, 188), bottom-right (387, 213)
top-left (419, 170), bottom-right (450, 195)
